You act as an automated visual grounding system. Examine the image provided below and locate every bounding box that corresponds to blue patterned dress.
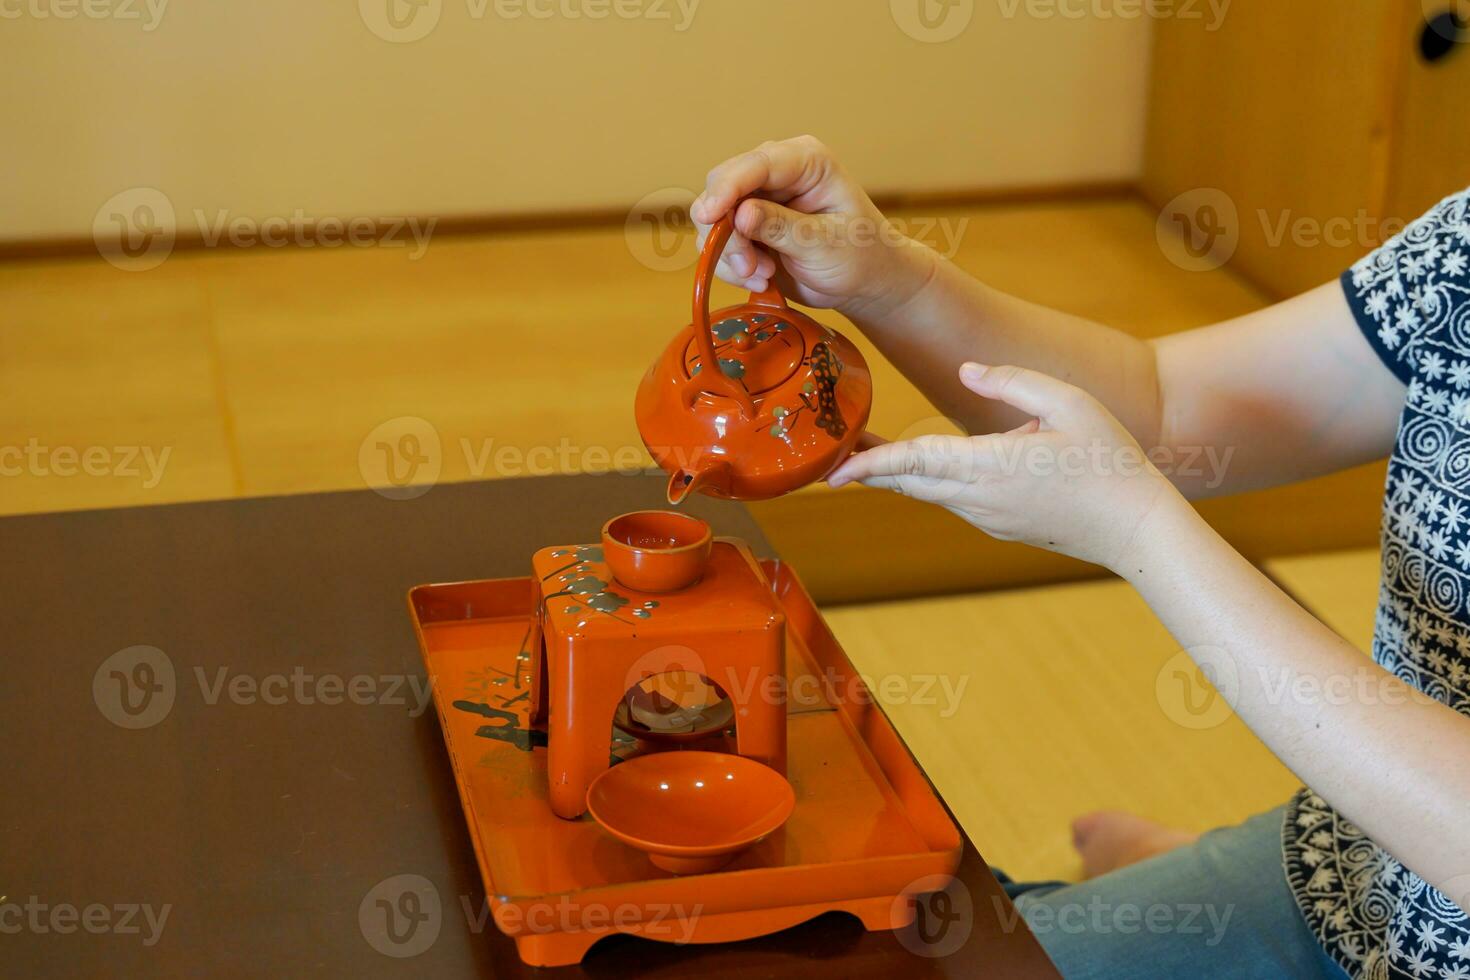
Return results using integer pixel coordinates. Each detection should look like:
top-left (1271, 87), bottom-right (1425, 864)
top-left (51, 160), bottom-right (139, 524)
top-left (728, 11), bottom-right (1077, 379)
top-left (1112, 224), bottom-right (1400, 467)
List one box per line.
top-left (1283, 188), bottom-right (1470, 980)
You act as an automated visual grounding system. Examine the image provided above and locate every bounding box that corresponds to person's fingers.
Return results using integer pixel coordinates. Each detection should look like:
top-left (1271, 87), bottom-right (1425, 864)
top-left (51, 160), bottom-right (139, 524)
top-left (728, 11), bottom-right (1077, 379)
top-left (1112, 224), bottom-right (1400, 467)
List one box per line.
top-left (734, 199), bottom-right (829, 263)
top-left (859, 474), bottom-right (971, 505)
top-left (691, 136), bottom-right (831, 225)
top-left (826, 432), bottom-right (890, 486)
top-left (826, 434), bottom-right (994, 489)
top-left (958, 363), bottom-right (1099, 430)
top-left (1004, 418), bottom-right (1042, 437)
top-left (698, 220), bottom-right (761, 281)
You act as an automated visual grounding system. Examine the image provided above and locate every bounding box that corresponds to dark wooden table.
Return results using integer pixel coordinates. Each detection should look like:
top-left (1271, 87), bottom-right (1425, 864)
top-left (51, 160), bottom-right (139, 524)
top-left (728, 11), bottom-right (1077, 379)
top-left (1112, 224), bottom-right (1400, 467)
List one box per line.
top-left (2, 473), bottom-right (1059, 977)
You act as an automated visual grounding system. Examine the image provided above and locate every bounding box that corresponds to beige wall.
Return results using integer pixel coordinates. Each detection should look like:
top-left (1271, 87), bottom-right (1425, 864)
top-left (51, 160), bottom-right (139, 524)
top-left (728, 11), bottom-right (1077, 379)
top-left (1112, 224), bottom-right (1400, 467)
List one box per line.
top-left (1, 0), bottom-right (1152, 241)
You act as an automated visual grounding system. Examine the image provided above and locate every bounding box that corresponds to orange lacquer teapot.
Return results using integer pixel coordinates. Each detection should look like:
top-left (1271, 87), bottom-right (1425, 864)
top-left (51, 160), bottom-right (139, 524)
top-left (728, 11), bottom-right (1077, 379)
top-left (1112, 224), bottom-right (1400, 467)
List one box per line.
top-left (635, 209), bottom-right (872, 504)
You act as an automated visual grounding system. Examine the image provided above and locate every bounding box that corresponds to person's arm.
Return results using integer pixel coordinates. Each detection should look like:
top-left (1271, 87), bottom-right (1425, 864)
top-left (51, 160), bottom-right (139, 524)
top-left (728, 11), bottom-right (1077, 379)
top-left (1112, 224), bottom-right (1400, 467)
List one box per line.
top-left (824, 364), bottom-right (1470, 901)
top-left (694, 136), bottom-right (1405, 497)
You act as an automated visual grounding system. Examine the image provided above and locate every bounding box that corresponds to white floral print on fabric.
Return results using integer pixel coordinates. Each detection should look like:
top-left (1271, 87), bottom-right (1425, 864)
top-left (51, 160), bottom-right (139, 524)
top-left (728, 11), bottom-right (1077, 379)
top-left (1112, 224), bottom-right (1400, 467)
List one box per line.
top-left (1284, 187), bottom-right (1470, 980)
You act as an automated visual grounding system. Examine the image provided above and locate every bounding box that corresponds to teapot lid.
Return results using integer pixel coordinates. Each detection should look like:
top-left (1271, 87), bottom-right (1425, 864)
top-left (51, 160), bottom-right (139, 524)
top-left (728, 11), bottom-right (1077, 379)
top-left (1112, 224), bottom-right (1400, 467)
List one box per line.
top-left (680, 311), bottom-right (804, 396)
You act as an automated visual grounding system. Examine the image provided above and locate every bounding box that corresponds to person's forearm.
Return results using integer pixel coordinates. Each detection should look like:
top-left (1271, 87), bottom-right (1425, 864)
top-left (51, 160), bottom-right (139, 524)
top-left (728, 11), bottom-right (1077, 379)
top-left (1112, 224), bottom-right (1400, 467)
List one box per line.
top-left (1118, 491), bottom-right (1470, 894)
top-left (846, 245), bottom-right (1163, 446)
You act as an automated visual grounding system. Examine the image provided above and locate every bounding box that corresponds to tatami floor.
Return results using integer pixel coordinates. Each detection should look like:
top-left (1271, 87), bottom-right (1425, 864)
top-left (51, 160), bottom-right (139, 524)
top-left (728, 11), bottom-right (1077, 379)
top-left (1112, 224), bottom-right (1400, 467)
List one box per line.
top-left (2, 195), bottom-right (1387, 882)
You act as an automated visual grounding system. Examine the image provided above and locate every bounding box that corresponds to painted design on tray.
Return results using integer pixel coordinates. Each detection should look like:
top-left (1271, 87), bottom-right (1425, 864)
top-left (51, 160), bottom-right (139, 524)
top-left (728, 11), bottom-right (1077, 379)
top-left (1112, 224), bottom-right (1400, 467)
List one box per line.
top-left (543, 546), bottom-right (660, 623)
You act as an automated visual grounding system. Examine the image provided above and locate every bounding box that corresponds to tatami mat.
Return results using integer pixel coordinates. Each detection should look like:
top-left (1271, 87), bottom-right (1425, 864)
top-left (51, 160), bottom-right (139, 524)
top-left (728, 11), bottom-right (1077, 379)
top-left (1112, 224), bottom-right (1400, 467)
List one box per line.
top-left (0, 196), bottom-right (1264, 516)
top-left (823, 577), bottom-right (1302, 883)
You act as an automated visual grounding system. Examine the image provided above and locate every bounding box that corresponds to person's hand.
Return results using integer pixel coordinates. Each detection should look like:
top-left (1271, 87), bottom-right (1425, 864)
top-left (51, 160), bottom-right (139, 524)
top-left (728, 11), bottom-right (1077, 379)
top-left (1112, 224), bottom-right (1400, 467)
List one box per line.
top-left (690, 135), bottom-right (936, 319)
top-left (826, 363), bottom-right (1178, 572)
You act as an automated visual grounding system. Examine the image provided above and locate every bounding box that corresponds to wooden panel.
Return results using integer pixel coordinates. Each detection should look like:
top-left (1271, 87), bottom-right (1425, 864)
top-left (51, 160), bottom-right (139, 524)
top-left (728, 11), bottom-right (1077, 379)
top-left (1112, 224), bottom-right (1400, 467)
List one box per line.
top-left (1143, 0), bottom-right (1402, 298)
top-left (1384, 3), bottom-right (1470, 221)
top-left (0, 0), bottom-right (1151, 242)
top-left (823, 578), bottom-right (1301, 883)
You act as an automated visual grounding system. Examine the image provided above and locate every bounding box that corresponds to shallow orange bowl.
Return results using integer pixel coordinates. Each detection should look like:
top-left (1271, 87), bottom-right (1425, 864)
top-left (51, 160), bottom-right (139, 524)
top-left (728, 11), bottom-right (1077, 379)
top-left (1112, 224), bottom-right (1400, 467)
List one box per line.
top-left (585, 751), bottom-right (795, 875)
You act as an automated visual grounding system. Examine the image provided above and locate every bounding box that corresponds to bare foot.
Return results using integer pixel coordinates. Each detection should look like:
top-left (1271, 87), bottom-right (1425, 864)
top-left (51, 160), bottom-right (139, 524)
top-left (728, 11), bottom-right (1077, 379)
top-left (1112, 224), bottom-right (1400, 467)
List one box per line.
top-left (1071, 810), bottom-right (1200, 879)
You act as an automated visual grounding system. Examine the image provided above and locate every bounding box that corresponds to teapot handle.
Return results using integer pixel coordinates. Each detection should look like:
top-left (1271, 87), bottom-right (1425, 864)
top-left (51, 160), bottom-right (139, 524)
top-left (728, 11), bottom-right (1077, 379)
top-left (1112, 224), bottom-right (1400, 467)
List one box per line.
top-left (690, 211), bottom-right (783, 419)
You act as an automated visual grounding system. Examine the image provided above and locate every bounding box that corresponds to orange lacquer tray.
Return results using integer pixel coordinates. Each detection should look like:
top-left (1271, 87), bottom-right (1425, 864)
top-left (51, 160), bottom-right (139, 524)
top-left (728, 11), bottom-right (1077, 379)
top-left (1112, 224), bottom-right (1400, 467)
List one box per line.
top-left (407, 560), bottom-right (963, 968)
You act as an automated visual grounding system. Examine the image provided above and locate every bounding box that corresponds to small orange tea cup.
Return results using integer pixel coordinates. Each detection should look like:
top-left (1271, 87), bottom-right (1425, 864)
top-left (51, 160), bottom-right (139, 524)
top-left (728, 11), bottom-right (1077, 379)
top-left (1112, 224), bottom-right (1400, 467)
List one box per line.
top-left (601, 511), bottom-right (713, 593)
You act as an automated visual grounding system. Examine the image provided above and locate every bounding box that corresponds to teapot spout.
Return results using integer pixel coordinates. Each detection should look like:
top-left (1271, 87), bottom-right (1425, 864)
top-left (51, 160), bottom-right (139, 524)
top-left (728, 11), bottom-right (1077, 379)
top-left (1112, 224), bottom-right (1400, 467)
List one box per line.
top-left (666, 460), bottom-right (729, 505)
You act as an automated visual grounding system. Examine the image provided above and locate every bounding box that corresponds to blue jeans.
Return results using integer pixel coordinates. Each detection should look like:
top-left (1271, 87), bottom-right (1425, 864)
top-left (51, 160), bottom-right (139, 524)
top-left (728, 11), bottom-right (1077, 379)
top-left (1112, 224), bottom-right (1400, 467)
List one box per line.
top-left (998, 807), bottom-right (1349, 979)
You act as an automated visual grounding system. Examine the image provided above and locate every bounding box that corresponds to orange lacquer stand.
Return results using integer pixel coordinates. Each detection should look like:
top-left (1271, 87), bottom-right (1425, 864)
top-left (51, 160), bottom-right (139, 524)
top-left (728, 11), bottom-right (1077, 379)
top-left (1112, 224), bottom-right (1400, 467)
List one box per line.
top-left (407, 555), bottom-right (963, 968)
